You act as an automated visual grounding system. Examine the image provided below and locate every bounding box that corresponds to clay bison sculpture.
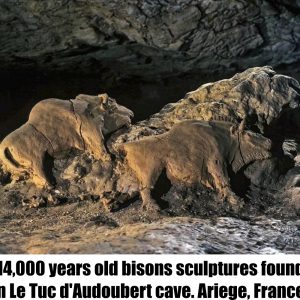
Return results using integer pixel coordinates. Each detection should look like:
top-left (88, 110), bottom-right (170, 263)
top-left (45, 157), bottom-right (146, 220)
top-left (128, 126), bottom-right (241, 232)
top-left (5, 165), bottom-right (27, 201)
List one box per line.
top-left (0, 93), bottom-right (133, 186)
top-left (120, 120), bottom-right (272, 211)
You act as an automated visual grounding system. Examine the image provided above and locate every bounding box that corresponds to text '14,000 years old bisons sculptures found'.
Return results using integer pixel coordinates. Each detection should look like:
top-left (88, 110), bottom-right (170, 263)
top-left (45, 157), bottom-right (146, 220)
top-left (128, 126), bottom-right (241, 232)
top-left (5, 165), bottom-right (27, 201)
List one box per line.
top-left (1, 67), bottom-right (300, 216)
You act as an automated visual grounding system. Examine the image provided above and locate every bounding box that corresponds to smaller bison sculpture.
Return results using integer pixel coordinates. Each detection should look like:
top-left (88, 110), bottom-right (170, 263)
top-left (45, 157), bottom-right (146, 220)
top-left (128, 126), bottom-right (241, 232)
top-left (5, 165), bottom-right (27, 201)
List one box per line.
top-left (120, 120), bottom-right (272, 211)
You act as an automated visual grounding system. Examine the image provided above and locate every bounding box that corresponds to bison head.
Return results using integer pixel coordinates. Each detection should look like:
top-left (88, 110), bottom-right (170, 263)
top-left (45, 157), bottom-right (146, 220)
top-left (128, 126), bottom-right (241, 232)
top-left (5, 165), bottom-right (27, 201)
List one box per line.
top-left (98, 94), bottom-right (134, 135)
top-left (230, 120), bottom-right (272, 171)
top-left (80, 93), bottom-right (134, 136)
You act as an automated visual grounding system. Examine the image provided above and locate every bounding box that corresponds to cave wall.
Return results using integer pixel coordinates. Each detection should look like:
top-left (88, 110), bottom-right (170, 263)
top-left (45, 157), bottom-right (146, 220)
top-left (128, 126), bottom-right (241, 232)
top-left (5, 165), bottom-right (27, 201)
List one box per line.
top-left (0, 0), bottom-right (299, 80)
top-left (1, 0), bottom-right (300, 140)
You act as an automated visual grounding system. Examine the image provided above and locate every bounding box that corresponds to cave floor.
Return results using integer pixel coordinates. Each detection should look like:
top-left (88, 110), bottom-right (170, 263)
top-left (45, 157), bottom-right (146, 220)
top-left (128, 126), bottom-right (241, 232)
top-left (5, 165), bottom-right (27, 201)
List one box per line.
top-left (0, 197), bottom-right (299, 254)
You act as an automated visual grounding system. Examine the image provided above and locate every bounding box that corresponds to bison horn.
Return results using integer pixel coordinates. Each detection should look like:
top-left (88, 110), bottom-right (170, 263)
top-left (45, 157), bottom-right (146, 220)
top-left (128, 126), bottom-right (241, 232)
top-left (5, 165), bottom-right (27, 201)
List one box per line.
top-left (98, 93), bottom-right (109, 104)
top-left (238, 119), bottom-right (247, 131)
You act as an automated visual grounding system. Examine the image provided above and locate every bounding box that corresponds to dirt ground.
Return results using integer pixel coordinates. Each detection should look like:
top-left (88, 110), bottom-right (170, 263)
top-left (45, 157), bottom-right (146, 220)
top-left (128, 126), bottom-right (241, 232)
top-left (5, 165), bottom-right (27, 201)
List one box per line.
top-left (1, 188), bottom-right (299, 254)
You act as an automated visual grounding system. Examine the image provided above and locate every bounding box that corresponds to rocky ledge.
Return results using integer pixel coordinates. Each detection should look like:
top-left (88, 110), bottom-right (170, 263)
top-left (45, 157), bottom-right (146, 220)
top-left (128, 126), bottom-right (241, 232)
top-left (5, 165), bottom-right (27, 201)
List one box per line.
top-left (0, 1), bottom-right (300, 80)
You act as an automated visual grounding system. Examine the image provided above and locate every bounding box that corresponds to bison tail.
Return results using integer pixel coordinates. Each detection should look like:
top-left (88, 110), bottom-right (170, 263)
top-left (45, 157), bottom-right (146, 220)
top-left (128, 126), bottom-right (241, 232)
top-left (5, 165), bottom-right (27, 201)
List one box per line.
top-left (0, 145), bottom-right (21, 173)
top-left (115, 143), bottom-right (127, 157)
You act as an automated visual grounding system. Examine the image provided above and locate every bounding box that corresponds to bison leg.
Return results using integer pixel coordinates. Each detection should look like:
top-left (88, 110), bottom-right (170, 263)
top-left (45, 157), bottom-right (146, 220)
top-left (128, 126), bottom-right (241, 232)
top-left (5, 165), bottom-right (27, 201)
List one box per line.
top-left (123, 141), bottom-right (164, 212)
top-left (139, 165), bottom-right (165, 212)
top-left (208, 160), bottom-right (244, 211)
top-left (81, 119), bottom-right (111, 161)
top-left (32, 152), bottom-right (55, 187)
top-left (140, 188), bottom-right (160, 212)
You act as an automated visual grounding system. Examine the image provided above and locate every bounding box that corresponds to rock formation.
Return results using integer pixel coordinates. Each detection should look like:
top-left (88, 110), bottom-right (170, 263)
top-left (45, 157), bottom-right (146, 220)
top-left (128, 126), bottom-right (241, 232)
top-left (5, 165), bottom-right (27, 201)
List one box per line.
top-left (0, 1), bottom-right (299, 80)
top-left (126, 66), bottom-right (300, 132)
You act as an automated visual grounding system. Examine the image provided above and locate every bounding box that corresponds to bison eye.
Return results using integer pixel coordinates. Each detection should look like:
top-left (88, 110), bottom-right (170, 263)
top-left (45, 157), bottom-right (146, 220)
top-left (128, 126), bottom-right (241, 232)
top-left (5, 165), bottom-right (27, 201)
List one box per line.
top-left (108, 104), bottom-right (118, 113)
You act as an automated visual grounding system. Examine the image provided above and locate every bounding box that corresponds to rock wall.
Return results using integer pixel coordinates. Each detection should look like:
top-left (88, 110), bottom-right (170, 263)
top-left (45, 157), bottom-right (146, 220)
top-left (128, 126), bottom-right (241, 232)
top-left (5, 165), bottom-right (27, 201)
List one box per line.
top-left (0, 0), bottom-right (300, 79)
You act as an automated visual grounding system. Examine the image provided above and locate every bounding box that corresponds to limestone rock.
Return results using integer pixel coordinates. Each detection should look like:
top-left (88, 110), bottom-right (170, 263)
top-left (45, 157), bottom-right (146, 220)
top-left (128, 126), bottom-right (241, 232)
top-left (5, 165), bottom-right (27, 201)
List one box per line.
top-left (145, 66), bottom-right (300, 131)
top-left (0, 1), bottom-right (300, 80)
